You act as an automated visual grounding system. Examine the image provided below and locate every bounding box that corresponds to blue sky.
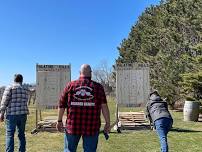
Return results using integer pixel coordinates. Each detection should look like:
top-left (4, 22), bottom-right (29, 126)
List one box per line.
top-left (0, 0), bottom-right (160, 86)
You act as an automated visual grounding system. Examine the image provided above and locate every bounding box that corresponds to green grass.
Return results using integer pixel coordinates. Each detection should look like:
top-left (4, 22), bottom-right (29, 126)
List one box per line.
top-left (1, 97), bottom-right (202, 152)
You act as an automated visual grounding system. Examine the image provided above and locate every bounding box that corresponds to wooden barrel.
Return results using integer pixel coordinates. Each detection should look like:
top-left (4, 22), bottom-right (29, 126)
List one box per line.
top-left (183, 101), bottom-right (199, 121)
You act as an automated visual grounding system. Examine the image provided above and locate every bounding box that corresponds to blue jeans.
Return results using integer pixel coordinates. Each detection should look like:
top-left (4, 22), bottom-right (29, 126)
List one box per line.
top-left (64, 132), bottom-right (99, 152)
top-left (154, 118), bottom-right (173, 152)
top-left (5, 114), bottom-right (27, 152)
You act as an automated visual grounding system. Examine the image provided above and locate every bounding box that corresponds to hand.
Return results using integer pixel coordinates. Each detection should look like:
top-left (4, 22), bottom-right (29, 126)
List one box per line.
top-left (0, 113), bottom-right (4, 122)
top-left (104, 122), bottom-right (110, 134)
top-left (56, 122), bottom-right (64, 132)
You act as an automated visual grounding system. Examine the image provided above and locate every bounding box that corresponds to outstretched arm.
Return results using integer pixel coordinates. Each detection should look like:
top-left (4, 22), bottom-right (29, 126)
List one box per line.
top-left (101, 103), bottom-right (110, 133)
top-left (0, 87), bottom-right (11, 122)
top-left (56, 108), bottom-right (65, 132)
top-left (56, 82), bottom-right (70, 131)
top-left (145, 103), bottom-right (152, 124)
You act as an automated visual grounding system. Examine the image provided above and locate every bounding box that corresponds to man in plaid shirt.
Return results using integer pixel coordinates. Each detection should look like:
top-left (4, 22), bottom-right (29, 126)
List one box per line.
top-left (0, 74), bottom-right (29, 152)
top-left (56, 64), bottom-right (110, 152)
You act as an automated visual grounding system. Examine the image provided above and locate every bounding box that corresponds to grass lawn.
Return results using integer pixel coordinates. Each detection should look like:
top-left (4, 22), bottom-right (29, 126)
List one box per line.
top-left (1, 97), bottom-right (202, 152)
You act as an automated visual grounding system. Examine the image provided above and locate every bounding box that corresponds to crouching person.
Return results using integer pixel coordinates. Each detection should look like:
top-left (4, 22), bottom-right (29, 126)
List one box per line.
top-left (145, 90), bottom-right (173, 152)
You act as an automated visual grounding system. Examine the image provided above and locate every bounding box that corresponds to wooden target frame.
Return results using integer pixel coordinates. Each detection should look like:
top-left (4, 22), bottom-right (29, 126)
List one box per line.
top-left (114, 63), bottom-right (151, 132)
top-left (31, 64), bottom-right (71, 134)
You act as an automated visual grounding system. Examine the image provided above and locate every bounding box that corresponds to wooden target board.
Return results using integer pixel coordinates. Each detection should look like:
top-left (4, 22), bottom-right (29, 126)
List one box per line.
top-left (116, 63), bottom-right (150, 106)
top-left (36, 64), bottom-right (71, 109)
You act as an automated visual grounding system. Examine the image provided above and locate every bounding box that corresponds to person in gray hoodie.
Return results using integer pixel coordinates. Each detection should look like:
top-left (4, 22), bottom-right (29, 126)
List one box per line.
top-left (145, 90), bottom-right (173, 152)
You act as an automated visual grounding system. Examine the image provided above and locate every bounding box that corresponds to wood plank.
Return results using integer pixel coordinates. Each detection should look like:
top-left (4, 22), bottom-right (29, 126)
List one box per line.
top-left (118, 111), bottom-right (145, 114)
top-left (117, 111), bottom-right (151, 130)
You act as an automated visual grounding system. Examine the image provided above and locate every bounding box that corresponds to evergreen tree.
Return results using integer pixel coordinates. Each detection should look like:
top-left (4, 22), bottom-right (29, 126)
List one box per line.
top-left (117, 0), bottom-right (202, 108)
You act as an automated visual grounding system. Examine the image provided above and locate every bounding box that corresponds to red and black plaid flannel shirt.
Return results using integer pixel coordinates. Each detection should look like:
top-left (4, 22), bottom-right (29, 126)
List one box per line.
top-left (59, 76), bottom-right (107, 136)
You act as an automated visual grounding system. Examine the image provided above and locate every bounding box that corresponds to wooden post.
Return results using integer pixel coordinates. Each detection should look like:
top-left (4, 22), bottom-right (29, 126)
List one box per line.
top-left (116, 103), bottom-right (119, 124)
top-left (36, 109), bottom-right (38, 129)
top-left (116, 102), bottom-right (121, 133)
top-left (39, 110), bottom-right (42, 121)
top-left (31, 109), bottom-right (39, 134)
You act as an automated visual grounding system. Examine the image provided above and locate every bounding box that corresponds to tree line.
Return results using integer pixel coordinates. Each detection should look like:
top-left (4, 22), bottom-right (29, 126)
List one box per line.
top-left (116, 0), bottom-right (202, 108)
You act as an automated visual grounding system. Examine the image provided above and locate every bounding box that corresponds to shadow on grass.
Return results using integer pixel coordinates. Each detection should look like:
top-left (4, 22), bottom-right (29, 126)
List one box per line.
top-left (109, 131), bottom-right (133, 134)
top-left (172, 108), bottom-right (183, 112)
top-left (109, 127), bottom-right (153, 134)
top-left (170, 127), bottom-right (202, 133)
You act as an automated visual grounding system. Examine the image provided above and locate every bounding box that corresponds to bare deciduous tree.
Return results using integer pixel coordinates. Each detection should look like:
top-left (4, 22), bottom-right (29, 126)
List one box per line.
top-left (92, 60), bottom-right (115, 96)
